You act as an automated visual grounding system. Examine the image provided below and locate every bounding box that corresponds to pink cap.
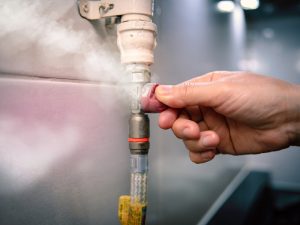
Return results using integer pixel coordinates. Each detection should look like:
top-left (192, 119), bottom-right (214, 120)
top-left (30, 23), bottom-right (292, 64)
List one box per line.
top-left (141, 83), bottom-right (168, 113)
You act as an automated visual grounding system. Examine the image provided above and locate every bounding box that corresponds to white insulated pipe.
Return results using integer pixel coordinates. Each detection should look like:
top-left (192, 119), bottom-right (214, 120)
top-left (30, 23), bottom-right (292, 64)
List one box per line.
top-left (115, 0), bottom-right (157, 113)
top-left (117, 14), bottom-right (157, 65)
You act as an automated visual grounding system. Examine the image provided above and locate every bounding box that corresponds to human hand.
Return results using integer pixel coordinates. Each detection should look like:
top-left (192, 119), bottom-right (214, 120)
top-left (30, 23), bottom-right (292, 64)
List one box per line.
top-left (155, 71), bottom-right (300, 163)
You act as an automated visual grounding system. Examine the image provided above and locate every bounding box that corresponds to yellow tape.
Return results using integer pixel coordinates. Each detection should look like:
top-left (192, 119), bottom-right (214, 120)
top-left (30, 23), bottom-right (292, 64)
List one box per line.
top-left (118, 195), bottom-right (147, 225)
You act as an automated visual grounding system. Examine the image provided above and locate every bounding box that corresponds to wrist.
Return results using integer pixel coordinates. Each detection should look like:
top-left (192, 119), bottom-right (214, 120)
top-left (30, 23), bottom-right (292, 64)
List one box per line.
top-left (287, 84), bottom-right (300, 146)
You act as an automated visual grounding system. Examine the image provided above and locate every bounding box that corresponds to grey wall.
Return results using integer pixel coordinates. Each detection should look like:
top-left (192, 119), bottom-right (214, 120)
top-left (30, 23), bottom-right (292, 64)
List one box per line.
top-left (0, 1), bottom-right (247, 225)
top-left (244, 15), bottom-right (300, 186)
top-left (149, 2), bottom-right (247, 223)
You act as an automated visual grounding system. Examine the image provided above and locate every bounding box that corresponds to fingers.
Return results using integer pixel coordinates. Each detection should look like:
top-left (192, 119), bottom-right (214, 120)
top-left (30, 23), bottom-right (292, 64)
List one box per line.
top-left (155, 71), bottom-right (233, 108)
top-left (158, 108), bottom-right (178, 129)
top-left (171, 112), bottom-right (200, 140)
top-left (159, 107), bottom-right (202, 139)
top-left (159, 108), bottom-right (220, 163)
top-left (185, 106), bottom-right (202, 122)
top-left (189, 151), bottom-right (216, 164)
top-left (184, 130), bottom-right (220, 152)
top-left (186, 130), bottom-right (220, 163)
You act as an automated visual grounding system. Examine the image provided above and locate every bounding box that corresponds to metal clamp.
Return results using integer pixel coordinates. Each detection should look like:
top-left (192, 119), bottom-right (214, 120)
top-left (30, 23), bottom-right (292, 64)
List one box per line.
top-left (78, 0), bottom-right (153, 20)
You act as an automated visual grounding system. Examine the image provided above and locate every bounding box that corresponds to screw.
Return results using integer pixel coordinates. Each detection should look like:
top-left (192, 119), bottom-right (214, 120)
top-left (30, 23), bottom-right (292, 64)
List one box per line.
top-left (83, 3), bottom-right (89, 13)
top-left (109, 4), bottom-right (114, 10)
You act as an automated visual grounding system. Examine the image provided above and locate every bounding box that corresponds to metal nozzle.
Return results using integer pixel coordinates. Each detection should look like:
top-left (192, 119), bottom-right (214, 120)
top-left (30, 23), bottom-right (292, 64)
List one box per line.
top-left (128, 113), bottom-right (150, 155)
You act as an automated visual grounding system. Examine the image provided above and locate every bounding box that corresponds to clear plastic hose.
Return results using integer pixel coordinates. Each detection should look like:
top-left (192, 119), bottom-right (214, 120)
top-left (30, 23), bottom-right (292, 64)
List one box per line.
top-left (130, 154), bottom-right (148, 204)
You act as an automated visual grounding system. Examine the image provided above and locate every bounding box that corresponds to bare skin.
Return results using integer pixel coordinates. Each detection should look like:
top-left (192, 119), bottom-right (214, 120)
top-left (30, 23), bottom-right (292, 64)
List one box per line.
top-left (155, 71), bottom-right (300, 163)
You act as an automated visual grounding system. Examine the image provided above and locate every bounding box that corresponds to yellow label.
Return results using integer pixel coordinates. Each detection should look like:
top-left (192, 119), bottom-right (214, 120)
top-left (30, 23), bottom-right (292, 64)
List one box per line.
top-left (118, 196), bottom-right (131, 225)
top-left (118, 195), bottom-right (147, 225)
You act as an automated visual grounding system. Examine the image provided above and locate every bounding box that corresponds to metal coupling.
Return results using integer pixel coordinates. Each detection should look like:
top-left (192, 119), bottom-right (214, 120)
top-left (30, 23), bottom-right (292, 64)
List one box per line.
top-left (128, 113), bottom-right (150, 155)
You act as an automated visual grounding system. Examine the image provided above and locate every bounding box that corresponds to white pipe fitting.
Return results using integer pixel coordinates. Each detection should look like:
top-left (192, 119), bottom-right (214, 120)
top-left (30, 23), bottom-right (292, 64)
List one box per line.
top-left (117, 15), bottom-right (157, 65)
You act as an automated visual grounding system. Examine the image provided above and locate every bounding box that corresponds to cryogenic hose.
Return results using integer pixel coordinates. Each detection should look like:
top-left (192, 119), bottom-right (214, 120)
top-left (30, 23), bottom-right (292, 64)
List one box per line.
top-left (119, 113), bottom-right (149, 225)
top-left (118, 84), bottom-right (167, 225)
top-left (130, 154), bottom-right (148, 205)
top-left (119, 155), bottom-right (148, 225)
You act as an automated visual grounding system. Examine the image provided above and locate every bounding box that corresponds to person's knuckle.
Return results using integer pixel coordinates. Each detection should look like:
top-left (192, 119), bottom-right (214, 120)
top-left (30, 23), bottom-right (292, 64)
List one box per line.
top-left (184, 140), bottom-right (197, 152)
top-left (207, 71), bottom-right (217, 81)
top-left (172, 126), bottom-right (183, 139)
top-left (189, 155), bottom-right (201, 164)
top-left (178, 83), bottom-right (195, 104)
top-left (176, 83), bottom-right (189, 99)
top-left (206, 71), bottom-right (229, 81)
top-left (172, 120), bottom-right (181, 132)
top-left (173, 130), bottom-right (182, 139)
top-left (212, 82), bottom-right (232, 108)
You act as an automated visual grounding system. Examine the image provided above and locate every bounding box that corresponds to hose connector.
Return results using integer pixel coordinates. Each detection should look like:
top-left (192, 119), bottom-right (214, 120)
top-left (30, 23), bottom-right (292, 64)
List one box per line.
top-left (128, 113), bottom-right (150, 155)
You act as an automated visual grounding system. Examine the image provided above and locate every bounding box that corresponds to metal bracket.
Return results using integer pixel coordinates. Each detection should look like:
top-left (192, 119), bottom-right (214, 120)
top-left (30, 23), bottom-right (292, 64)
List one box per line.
top-left (78, 0), bottom-right (152, 20)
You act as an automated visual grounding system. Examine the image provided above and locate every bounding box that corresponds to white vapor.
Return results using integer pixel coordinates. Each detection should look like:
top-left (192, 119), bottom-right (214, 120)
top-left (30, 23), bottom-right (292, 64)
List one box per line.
top-left (0, 0), bottom-right (132, 193)
top-left (0, 114), bottom-right (80, 193)
top-left (0, 0), bottom-right (127, 83)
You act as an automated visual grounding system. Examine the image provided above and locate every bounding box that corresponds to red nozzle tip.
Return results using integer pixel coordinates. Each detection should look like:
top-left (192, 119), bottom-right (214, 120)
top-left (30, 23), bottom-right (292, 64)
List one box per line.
top-left (141, 83), bottom-right (168, 113)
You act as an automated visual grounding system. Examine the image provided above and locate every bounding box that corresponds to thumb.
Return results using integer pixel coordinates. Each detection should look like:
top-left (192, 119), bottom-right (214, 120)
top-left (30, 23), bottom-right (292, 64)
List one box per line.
top-left (155, 82), bottom-right (227, 108)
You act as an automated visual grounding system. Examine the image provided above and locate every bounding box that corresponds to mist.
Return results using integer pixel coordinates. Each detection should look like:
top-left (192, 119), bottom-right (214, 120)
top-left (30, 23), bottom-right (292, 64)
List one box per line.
top-left (0, 0), bottom-right (127, 84)
top-left (0, 114), bottom-right (80, 193)
top-left (0, 0), bottom-right (132, 193)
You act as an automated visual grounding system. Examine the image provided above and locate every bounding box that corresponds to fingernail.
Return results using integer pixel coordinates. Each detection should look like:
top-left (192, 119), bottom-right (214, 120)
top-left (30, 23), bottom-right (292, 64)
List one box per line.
top-left (202, 135), bottom-right (214, 147)
top-left (156, 85), bottom-right (173, 96)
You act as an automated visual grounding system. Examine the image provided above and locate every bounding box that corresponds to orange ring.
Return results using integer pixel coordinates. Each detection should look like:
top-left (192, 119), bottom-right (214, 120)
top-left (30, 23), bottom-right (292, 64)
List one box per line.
top-left (128, 138), bottom-right (149, 143)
